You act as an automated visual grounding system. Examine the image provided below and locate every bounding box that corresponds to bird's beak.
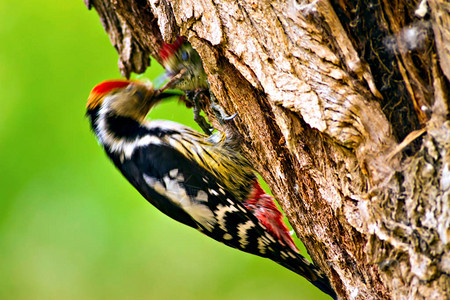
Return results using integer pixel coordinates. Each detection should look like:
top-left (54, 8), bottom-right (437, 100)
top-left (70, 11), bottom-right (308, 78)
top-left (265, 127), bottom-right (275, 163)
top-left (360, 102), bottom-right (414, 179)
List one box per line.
top-left (149, 74), bottom-right (185, 105)
top-left (160, 68), bottom-right (186, 90)
top-left (150, 89), bottom-right (183, 106)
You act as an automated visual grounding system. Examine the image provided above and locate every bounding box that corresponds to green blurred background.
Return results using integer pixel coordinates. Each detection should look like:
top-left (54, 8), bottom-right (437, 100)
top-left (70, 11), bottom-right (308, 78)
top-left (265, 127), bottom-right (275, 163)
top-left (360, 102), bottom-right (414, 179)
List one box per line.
top-left (0, 1), bottom-right (328, 299)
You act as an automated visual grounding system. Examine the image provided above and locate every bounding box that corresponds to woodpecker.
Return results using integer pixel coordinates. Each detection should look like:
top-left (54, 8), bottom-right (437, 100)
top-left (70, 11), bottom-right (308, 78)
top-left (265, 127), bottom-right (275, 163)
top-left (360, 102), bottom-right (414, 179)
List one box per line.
top-left (160, 36), bottom-right (208, 92)
top-left (86, 79), bottom-right (337, 299)
top-left (160, 37), bottom-right (233, 135)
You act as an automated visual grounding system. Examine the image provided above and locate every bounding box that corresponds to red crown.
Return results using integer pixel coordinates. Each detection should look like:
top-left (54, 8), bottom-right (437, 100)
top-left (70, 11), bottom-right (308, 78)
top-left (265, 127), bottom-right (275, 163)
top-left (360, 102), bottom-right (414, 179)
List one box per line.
top-left (159, 36), bottom-right (185, 62)
top-left (87, 80), bottom-right (133, 109)
top-left (91, 80), bottom-right (132, 96)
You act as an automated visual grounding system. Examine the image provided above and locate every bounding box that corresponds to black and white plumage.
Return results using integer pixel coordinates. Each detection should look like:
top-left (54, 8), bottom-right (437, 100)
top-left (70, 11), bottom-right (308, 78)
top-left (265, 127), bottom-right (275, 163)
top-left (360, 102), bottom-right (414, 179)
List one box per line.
top-left (86, 79), bottom-right (337, 299)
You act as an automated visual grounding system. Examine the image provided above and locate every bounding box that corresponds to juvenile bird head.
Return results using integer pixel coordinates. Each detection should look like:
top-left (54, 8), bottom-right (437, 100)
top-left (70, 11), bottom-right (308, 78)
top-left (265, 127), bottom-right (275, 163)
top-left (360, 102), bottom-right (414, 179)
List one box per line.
top-left (87, 79), bottom-right (177, 122)
top-left (159, 37), bottom-right (208, 91)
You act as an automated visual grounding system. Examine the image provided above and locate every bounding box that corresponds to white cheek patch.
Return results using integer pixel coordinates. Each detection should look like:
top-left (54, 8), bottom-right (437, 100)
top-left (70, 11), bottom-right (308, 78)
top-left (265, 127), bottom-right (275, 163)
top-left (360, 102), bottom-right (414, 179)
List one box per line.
top-left (143, 174), bottom-right (215, 231)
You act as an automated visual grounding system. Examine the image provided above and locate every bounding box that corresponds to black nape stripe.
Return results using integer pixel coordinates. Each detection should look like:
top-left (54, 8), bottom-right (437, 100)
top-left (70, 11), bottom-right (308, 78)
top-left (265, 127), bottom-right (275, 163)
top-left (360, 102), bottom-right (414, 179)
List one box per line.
top-left (103, 113), bottom-right (180, 140)
top-left (106, 113), bottom-right (146, 140)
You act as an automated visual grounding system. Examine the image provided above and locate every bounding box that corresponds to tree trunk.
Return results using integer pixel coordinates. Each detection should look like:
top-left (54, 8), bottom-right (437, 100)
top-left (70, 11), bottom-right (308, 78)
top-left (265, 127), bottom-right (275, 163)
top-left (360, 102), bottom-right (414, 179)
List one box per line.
top-left (84, 0), bottom-right (449, 299)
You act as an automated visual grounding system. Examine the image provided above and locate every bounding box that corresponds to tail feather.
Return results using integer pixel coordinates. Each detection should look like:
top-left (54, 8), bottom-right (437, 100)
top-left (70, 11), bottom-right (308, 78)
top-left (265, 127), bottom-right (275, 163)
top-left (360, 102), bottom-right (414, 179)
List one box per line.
top-left (273, 251), bottom-right (337, 299)
top-left (245, 181), bottom-right (337, 298)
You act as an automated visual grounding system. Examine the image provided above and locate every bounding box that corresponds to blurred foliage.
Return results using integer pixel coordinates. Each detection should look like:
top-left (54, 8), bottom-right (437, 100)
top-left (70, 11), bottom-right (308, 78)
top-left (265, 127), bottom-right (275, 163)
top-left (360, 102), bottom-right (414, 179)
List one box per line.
top-left (0, 1), bottom-right (328, 299)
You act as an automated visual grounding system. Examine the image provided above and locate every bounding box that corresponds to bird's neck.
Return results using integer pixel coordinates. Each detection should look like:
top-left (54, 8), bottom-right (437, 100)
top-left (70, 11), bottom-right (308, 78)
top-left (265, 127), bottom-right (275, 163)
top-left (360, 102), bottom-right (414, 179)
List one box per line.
top-left (88, 107), bottom-right (148, 146)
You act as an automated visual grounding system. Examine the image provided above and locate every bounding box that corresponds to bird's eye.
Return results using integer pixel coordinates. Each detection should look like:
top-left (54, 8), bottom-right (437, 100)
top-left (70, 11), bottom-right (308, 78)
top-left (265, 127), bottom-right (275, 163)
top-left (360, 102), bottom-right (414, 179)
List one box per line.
top-left (133, 89), bottom-right (145, 100)
top-left (181, 50), bottom-right (190, 61)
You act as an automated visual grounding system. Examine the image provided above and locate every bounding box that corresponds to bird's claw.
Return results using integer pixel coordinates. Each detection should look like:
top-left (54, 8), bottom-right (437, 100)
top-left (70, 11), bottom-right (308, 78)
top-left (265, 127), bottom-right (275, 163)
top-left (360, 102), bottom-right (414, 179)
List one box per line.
top-left (210, 93), bottom-right (237, 125)
top-left (192, 90), bottom-right (214, 135)
top-left (223, 112), bottom-right (238, 121)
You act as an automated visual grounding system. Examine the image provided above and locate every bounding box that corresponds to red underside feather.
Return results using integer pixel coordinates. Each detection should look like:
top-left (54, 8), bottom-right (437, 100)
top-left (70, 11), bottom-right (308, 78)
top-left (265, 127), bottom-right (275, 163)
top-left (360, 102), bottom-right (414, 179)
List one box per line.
top-left (244, 181), bottom-right (299, 253)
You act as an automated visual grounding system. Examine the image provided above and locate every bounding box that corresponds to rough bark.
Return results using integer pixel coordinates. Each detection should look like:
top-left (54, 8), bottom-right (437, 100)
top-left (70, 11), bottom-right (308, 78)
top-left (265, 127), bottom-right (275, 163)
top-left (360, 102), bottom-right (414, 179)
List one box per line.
top-left (85, 0), bottom-right (449, 299)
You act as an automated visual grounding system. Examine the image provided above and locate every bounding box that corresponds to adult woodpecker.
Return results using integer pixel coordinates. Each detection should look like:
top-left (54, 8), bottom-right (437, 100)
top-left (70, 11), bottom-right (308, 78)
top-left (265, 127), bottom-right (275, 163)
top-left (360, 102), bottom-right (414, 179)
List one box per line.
top-left (86, 79), bottom-right (337, 299)
top-left (160, 36), bottom-right (233, 134)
